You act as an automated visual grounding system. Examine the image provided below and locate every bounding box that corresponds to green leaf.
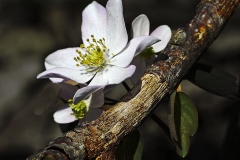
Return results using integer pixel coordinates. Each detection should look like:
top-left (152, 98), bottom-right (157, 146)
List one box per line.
top-left (168, 91), bottom-right (198, 157)
top-left (186, 63), bottom-right (240, 101)
top-left (116, 130), bottom-right (143, 160)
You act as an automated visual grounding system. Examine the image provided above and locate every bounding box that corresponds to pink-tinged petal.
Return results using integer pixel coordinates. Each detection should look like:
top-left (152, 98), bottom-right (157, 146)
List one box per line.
top-left (106, 0), bottom-right (127, 53)
top-left (45, 48), bottom-right (80, 70)
top-left (78, 108), bottom-right (103, 124)
top-left (134, 36), bottom-right (160, 56)
top-left (49, 78), bottom-right (64, 83)
top-left (130, 57), bottom-right (146, 85)
top-left (44, 48), bottom-right (81, 83)
top-left (104, 65), bottom-right (136, 85)
top-left (132, 14), bottom-right (150, 37)
top-left (89, 71), bottom-right (109, 86)
top-left (73, 86), bottom-right (105, 104)
top-left (90, 88), bottom-right (104, 108)
top-left (103, 84), bottom-right (117, 93)
top-left (37, 67), bottom-right (94, 84)
top-left (150, 25), bottom-right (172, 52)
top-left (110, 36), bottom-right (159, 67)
top-left (82, 1), bottom-right (107, 44)
top-left (53, 105), bottom-right (77, 124)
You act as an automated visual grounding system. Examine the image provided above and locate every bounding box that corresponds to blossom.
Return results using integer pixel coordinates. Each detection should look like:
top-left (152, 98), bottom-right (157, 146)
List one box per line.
top-left (37, 0), bottom-right (159, 87)
top-left (54, 84), bottom-right (104, 124)
top-left (130, 14), bottom-right (172, 85)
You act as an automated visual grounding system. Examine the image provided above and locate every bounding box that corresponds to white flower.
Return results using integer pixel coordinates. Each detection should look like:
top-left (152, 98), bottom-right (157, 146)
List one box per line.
top-left (37, 0), bottom-right (159, 86)
top-left (130, 14), bottom-right (172, 85)
top-left (54, 85), bottom-right (104, 124)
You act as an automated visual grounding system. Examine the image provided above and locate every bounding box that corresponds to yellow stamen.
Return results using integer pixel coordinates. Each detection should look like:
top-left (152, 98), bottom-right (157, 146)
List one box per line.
top-left (74, 35), bottom-right (111, 71)
top-left (68, 99), bottom-right (88, 119)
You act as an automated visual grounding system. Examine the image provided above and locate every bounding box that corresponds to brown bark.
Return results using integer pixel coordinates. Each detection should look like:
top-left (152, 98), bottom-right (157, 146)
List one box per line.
top-left (27, 0), bottom-right (239, 159)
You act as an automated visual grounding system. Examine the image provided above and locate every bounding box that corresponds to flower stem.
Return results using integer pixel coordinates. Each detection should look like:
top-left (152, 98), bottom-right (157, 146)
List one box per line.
top-left (104, 97), bottom-right (119, 103)
top-left (150, 113), bottom-right (171, 140)
top-left (122, 81), bottom-right (131, 91)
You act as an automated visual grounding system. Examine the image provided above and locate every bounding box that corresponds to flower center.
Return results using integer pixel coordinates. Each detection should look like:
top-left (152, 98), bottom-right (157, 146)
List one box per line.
top-left (68, 99), bottom-right (89, 119)
top-left (139, 46), bottom-right (155, 58)
top-left (74, 35), bottom-right (109, 71)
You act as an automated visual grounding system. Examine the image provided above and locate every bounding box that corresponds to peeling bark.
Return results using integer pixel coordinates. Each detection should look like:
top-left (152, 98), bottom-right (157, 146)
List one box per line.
top-left (27, 0), bottom-right (239, 159)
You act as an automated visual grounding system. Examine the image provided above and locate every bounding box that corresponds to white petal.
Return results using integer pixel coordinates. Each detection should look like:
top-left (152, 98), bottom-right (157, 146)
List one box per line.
top-left (53, 105), bottom-right (77, 124)
top-left (44, 48), bottom-right (81, 82)
top-left (81, 1), bottom-right (107, 44)
top-left (37, 67), bottom-right (94, 84)
top-left (130, 57), bottom-right (146, 85)
top-left (89, 71), bottom-right (109, 86)
top-left (134, 36), bottom-right (160, 56)
top-left (104, 65), bottom-right (136, 85)
top-left (48, 78), bottom-right (63, 83)
top-left (150, 25), bottom-right (172, 52)
top-left (45, 48), bottom-right (80, 70)
top-left (110, 36), bottom-right (159, 67)
top-left (132, 14), bottom-right (150, 37)
top-left (73, 86), bottom-right (105, 104)
top-left (103, 84), bottom-right (117, 93)
top-left (83, 94), bottom-right (92, 107)
top-left (90, 88), bottom-right (104, 108)
top-left (106, 0), bottom-right (127, 53)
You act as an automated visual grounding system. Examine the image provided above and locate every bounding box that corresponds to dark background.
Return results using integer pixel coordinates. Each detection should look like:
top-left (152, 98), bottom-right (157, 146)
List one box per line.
top-left (0, 0), bottom-right (240, 159)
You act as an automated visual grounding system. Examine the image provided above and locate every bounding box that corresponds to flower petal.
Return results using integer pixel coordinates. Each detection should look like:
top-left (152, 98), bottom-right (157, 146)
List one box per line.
top-left (48, 78), bottom-right (63, 83)
top-left (104, 65), bottom-right (136, 85)
top-left (130, 57), bottom-right (146, 85)
top-left (132, 14), bottom-right (150, 37)
top-left (106, 0), bottom-right (127, 53)
top-left (44, 48), bottom-right (81, 82)
top-left (81, 1), bottom-right (107, 44)
top-left (90, 88), bottom-right (104, 108)
top-left (73, 85), bottom-right (105, 104)
top-left (53, 105), bottom-right (77, 124)
top-left (110, 36), bottom-right (159, 67)
top-left (89, 71), bottom-right (109, 86)
top-left (103, 84), bottom-right (117, 93)
top-left (150, 25), bottom-right (172, 52)
top-left (134, 36), bottom-right (160, 56)
top-left (45, 48), bottom-right (80, 70)
top-left (37, 67), bottom-right (94, 84)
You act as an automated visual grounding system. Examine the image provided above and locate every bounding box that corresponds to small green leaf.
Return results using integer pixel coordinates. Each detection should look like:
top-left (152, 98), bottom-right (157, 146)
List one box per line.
top-left (116, 130), bottom-right (143, 160)
top-left (168, 91), bottom-right (198, 157)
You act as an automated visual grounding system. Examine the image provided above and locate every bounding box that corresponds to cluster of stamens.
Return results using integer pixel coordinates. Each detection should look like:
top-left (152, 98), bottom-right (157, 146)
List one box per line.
top-left (74, 35), bottom-right (108, 71)
top-left (68, 99), bottom-right (88, 119)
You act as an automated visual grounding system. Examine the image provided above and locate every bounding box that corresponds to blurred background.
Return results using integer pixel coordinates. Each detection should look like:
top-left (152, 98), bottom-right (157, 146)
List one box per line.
top-left (0, 0), bottom-right (240, 159)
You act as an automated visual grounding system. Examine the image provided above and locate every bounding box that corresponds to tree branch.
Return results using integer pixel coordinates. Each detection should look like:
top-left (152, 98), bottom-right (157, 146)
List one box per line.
top-left (27, 0), bottom-right (239, 159)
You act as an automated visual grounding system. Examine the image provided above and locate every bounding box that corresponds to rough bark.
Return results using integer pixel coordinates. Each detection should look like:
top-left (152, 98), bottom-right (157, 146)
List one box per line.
top-left (27, 0), bottom-right (239, 159)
